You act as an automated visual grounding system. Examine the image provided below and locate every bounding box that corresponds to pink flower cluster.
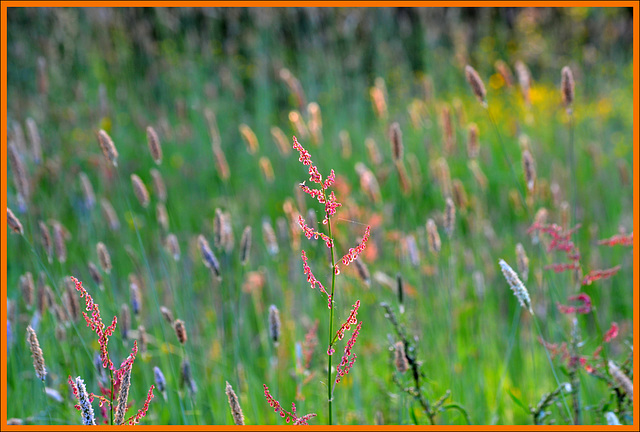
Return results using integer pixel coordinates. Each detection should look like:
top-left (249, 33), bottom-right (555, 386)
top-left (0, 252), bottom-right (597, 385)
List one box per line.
top-left (298, 215), bottom-right (332, 248)
top-left (341, 226), bottom-right (371, 266)
top-left (293, 136), bottom-right (342, 225)
top-left (604, 322), bottom-right (619, 343)
top-left (582, 265), bottom-right (621, 286)
top-left (332, 300), bottom-right (360, 345)
top-left (334, 321), bottom-right (362, 385)
top-left (71, 276), bottom-right (116, 370)
top-left (597, 232), bottom-right (633, 247)
top-left (263, 384), bottom-right (317, 425)
top-left (126, 385), bottom-right (155, 425)
top-left (556, 293), bottom-right (592, 314)
top-left (301, 250), bottom-right (331, 309)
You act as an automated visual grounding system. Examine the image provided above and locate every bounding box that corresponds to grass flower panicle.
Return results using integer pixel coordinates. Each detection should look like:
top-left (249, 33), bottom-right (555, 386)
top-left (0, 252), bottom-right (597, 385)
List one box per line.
top-left (26, 325), bottom-right (46, 380)
top-left (499, 259), bottom-right (533, 314)
top-left (71, 376), bottom-right (96, 425)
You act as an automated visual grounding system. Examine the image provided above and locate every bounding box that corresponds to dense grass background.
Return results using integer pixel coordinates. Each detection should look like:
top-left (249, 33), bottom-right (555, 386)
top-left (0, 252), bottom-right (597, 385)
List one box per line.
top-left (5, 7), bottom-right (635, 425)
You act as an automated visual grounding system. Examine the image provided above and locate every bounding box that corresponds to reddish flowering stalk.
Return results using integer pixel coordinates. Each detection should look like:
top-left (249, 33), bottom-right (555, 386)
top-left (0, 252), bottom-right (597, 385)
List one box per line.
top-left (301, 250), bottom-right (331, 308)
top-left (334, 321), bottom-right (362, 386)
top-left (597, 232), bottom-right (633, 247)
top-left (71, 276), bottom-right (116, 370)
top-left (340, 226), bottom-right (371, 266)
top-left (331, 300), bottom-right (360, 345)
top-left (557, 293), bottom-right (592, 314)
top-left (582, 265), bottom-right (622, 285)
top-left (604, 322), bottom-right (619, 343)
top-left (263, 384), bottom-right (317, 425)
top-left (125, 385), bottom-right (155, 425)
top-left (298, 215), bottom-right (333, 248)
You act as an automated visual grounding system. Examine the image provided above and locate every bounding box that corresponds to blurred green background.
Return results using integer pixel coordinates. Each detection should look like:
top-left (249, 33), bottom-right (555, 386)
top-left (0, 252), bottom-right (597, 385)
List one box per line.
top-left (5, 7), bottom-right (635, 425)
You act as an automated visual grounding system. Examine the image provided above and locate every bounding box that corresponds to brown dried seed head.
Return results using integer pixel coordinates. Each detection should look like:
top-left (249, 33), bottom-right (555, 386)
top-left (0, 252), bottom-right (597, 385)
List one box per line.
top-left (467, 160), bottom-right (488, 190)
top-left (7, 207), bottom-right (24, 235)
top-left (97, 129), bottom-right (118, 167)
top-left (130, 174), bottom-right (150, 208)
top-left (79, 172), bottom-right (96, 209)
top-left (64, 277), bottom-right (80, 321)
top-left (259, 157), bottom-right (275, 183)
top-left (354, 258), bottom-right (371, 287)
top-left (262, 218), bottom-right (279, 256)
top-left (174, 319), bottom-right (187, 344)
top-left (156, 202), bottom-right (169, 231)
top-left (120, 303), bottom-right (131, 340)
top-left (96, 242), bottom-right (112, 274)
top-left (365, 137), bottom-right (383, 166)
top-left (114, 364), bottom-right (132, 425)
top-left (394, 341), bottom-right (409, 374)
top-left (100, 198), bottom-right (120, 231)
top-left (160, 306), bottom-right (174, 324)
top-left (198, 234), bottom-right (221, 278)
top-left (441, 105), bottom-right (456, 155)
top-left (20, 272), bottom-right (35, 308)
top-left (561, 66), bottom-right (575, 110)
top-left (213, 209), bottom-right (224, 248)
top-left (25, 117), bottom-right (42, 164)
top-left (522, 149), bottom-right (536, 193)
top-left (515, 60), bottom-right (532, 104)
top-left (240, 226), bottom-right (252, 266)
top-left (467, 123), bottom-right (479, 159)
top-left (239, 124), bottom-right (259, 155)
top-left (494, 59), bottom-right (514, 87)
top-left (39, 221), bottom-right (53, 263)
top-left (465, 65), bottom-right (487, 106)
top-left (444, 198), bottom-right (456, 238)
top-left (165, 233), bottom-right (181, 261)
top-left (435, 157), bottom-right (453, 198)
top-left (608, 361), bottom-right (633, 403)
top-left (389, 122), bottom-right (403, 162)
top-left (395, 161), bottom-right (412, 195)
top-left (146, 126), bottom-right (162, 165)
top-left (52, 221), bottom-right (67, 264)
top-left (339, 130), bottom-right (352, 159)
top-left (288, 110), bottom-right (309, 139)
top-left (8, 142), bottom-right (30, 202)
top-left (225, 381), bottom-right (245, 425)
top-left (426, 218), bottom-right (441, 254)
top-left (452, 179), bottom-right (468, 211)
top-left (270, 126), bottom-right (291, 156)
top-left (268, 304), bottom-right (281, 345)
top-left (150, 168), bottom-right (167, 202)
top-left (27, 325), bottom-right (47, 380)
top-left (88, 261), bottom-right (103, 286)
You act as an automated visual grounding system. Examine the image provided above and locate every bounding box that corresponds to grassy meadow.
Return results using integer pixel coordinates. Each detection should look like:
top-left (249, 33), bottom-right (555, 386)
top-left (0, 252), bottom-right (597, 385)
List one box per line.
top-left (4, 7), bottom-right (635, 426)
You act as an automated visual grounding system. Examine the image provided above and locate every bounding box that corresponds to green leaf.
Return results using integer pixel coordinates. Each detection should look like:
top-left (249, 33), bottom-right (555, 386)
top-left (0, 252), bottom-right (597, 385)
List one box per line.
top-left (507, 388), bottom-right (528, 413)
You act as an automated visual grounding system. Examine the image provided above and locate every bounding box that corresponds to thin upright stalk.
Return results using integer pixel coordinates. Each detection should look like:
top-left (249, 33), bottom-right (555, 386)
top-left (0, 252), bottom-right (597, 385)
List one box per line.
top-left (324, 189), bottom-right (337, 426)
top-left (568, 113), bottom-right (577, 225)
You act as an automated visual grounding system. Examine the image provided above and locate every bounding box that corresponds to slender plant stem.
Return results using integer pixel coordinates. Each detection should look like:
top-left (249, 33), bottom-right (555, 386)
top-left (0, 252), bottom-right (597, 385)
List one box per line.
top-left (568, 112), bottom-right (576, 225)
top-left (325, 196), bottom-right (337, 426)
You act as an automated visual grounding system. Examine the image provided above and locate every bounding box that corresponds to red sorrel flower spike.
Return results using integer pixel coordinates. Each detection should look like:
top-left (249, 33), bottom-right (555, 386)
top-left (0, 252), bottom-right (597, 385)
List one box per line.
top-left (332, 300), bottom-right (360, 344)
top-left (604, 322), bottom-right (619, 343)
top-left (301, 250), bottom-right (331, 308)
top-left (126, 385), bottom-right (155, 425)
top-left (298, 215), bottom-right (333, 248)
top-left (341, 226), bottom-right (371, 266)
top-left (582, 265), bottom-right (622, 285)
top-left (334, 321), bottom-right (362, 385)
top-left (263, 384), bottom-right (317, 425)
top-left (557, 293), bottom-right (592, 314)
top-left (71, 276), bottom-right (115, 370)
top-left (597, 232), bottom-right (633, 247)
